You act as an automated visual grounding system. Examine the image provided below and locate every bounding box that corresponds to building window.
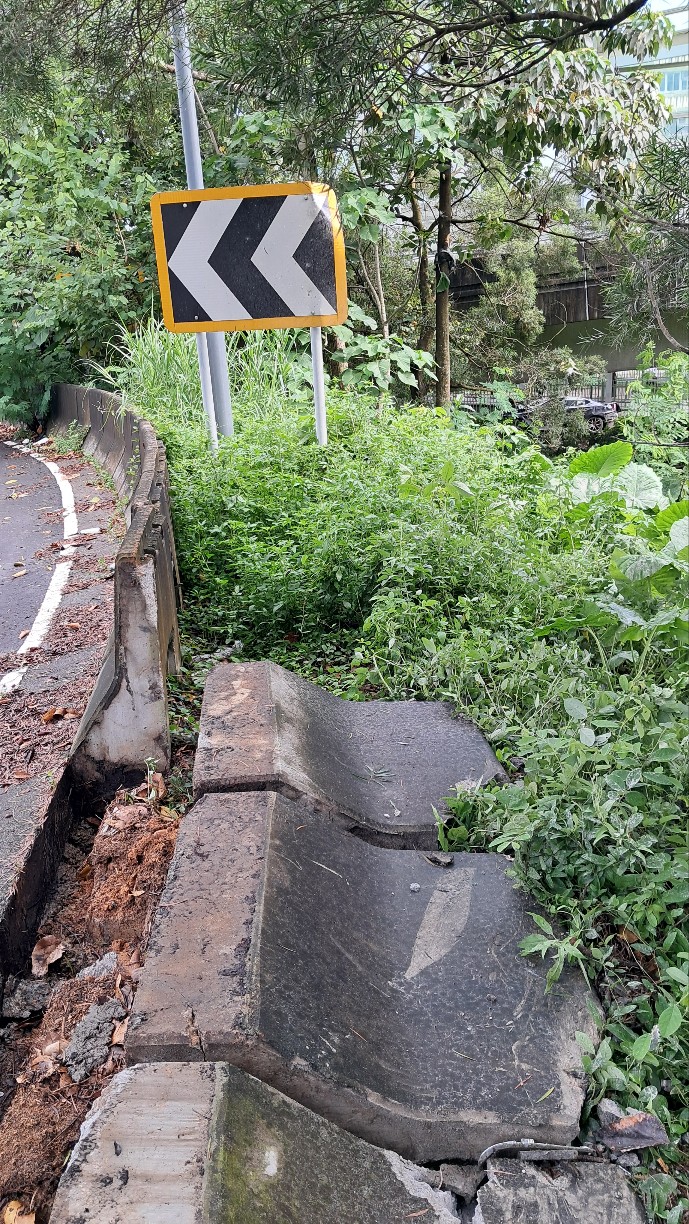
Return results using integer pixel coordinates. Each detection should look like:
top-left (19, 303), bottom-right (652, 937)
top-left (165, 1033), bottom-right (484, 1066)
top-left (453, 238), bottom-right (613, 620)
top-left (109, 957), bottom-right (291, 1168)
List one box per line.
top-left (661, 69), bottom-right (689, 92)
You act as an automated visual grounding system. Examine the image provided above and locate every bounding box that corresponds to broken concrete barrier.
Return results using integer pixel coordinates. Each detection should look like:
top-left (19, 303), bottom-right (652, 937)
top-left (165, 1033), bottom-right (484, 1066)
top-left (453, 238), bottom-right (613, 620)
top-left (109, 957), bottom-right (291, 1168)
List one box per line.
top-left (51, 1062), bottom-right (461, 1223)
top-left (471, 1157), bottom-right (647, 1222)
top-left (49, 383), bottom-right (181, 792)
top-left (193, 661), bottom-right (506, 846)
top-left (127, 788), bottom-right (595, 1162)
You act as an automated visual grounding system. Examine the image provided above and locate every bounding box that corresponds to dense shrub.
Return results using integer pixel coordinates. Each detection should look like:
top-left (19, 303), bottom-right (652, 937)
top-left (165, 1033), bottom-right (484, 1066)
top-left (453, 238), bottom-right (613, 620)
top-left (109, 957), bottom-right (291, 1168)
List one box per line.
top-left (0, 92), bottom-right (158, 424)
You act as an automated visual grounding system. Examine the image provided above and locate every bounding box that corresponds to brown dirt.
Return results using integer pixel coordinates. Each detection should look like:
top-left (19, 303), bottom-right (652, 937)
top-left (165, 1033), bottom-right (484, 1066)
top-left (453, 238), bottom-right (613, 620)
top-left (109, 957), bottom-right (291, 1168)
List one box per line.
top-left (0, 779), bottom-right (181, 1223)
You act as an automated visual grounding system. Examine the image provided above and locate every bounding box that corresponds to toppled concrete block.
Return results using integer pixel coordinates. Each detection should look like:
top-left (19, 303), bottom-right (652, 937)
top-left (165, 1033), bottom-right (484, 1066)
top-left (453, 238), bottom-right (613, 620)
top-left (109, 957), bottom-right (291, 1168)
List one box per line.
top-left (65, 998), bottom-right (125, 1082)
top-left (51, 1062), bottom-right (461, 1223)
top-left (127, 789), bottom-right (595, 1162)
top-left (192, 661), bottom-right (505, 847)
top-left (471, 1158), bottom-right (647, 1222)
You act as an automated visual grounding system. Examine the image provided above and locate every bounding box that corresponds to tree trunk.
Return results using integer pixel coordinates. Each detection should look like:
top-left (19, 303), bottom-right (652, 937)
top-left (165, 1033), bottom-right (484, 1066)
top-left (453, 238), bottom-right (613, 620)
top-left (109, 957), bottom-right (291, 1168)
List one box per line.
top-left (435, 162), bottom-right (452, 408)
top-left (410, 179), bottom-right (434, 399)
top-left (325, 332), bottom-right (348, 381)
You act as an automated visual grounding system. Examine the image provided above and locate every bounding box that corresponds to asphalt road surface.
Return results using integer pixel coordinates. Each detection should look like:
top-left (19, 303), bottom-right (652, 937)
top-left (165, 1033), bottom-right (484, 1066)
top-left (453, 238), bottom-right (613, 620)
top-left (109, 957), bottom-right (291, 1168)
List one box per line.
top-left (0, 442), bottom-right (64, 656)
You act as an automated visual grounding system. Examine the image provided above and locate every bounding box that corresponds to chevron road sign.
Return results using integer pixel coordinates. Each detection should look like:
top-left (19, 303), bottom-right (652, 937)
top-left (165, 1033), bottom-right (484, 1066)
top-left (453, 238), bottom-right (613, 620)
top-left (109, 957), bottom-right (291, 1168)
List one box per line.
top-left (151, 182), bottom-right (348, 333)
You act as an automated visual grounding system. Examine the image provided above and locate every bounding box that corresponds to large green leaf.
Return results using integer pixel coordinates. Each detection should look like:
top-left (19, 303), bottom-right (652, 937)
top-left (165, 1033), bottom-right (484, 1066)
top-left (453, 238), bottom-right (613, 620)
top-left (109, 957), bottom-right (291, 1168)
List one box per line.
top-left (614, 550), bottom-right (668, 581)
top-left (656, 500), bottom-right (689, 532)
top-left (613, 463), bottom-right (668, 510)
top-left (568, 441), bottom-right (632, 479)
top-left (669, 516), bottom-right (689, 555)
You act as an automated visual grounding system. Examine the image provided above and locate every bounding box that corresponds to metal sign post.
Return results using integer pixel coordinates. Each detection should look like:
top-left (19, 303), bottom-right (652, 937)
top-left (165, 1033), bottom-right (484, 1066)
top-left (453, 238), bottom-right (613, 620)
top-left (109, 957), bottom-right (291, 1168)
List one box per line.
top-left (170, 5), bottom-right (233, 442)
top-left (150, 183), bottom-right (347, 445)
top-left (310, 327), bottom-right (327, 445)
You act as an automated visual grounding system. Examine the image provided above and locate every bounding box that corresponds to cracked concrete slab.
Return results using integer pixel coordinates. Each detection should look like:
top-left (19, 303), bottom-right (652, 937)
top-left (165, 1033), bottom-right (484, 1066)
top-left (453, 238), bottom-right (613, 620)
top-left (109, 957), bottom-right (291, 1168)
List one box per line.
top-left (192, 662), bottom-right (505, 847)
top-left (127, 790), bottom-right (594, 1162)
top-left (471, 1158), bottom-right (647, 1222)
top-left (51, 1062), bottom-right (461, 1223)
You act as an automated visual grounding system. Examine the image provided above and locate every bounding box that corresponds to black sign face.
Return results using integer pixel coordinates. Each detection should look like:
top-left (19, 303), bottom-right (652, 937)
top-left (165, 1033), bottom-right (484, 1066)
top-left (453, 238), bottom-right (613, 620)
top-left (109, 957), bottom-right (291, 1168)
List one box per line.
top-left (151, 184), bottom-right (347, 332)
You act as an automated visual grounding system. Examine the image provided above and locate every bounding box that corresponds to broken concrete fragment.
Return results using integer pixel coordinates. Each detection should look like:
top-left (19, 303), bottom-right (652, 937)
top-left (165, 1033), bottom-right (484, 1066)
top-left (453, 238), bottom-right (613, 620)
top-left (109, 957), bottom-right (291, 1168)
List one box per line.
top-left (192, 661), bottom-right (505, 847)
top-left (472, 1158), bottom-right (647, 1223)
top-left (440, 1163), bottom-right (486, 1202)
top-left (51, 1063), bottom-right (214, 1224)
top-left (1, 977), bottom-right (53, 1020)
top-left (597, 1098), bottom-right (625, 1127)
top-left (65, 998), bottom-right (124, 1082)
top-left (51, 1062), bottom-right (461, 1223)
top-left (127, 789), bottom-right (595, 1162)
top-left (76, 950), bottom-right (118, 980)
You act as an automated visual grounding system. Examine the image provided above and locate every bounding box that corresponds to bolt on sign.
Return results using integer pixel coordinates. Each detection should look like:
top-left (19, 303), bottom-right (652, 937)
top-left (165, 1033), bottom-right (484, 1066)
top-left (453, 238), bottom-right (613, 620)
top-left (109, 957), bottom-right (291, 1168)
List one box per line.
top-left (150, 183), bottom-right (348, 333)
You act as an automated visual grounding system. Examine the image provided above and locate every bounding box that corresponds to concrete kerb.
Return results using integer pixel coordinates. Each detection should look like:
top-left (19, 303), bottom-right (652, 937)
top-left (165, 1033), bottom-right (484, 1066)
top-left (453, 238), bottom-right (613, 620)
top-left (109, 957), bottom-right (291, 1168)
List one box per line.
top-left (1, 387), bottom-right (181, 983)
top-left (0, 773), bottom-right (74, 979)
top-left (50, 383), bottom-right (182, 792)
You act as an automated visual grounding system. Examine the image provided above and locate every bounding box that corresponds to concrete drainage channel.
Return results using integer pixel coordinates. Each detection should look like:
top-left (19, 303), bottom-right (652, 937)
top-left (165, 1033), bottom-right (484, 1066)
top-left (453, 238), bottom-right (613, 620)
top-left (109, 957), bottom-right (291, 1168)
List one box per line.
top-left (2, 385), bottom-right (654, 1222)
top-left (0, 384), bottom-right (181, 998)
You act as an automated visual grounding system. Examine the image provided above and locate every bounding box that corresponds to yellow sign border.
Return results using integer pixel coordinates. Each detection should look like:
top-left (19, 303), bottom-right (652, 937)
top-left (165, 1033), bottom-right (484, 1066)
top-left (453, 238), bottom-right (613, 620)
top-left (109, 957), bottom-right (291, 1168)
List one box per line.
top-left (150, 181), bottom-right (348, 333)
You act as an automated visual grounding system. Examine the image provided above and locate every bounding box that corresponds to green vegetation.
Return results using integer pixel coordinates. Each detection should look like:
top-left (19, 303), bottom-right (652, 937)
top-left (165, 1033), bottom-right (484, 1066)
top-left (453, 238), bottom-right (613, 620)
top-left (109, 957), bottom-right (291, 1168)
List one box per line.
top-left (111, 323), bottom-right (689, 1215)
top-left (0, 90), bottom-right (159, 423)
top-left (1, 0), bottom-right (687, 1215)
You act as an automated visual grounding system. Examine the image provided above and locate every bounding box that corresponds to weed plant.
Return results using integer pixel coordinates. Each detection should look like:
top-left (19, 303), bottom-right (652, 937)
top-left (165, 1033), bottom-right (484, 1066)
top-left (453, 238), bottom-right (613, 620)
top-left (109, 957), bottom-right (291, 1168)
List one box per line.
top-left (109, 323), bottom-right (688, 1218)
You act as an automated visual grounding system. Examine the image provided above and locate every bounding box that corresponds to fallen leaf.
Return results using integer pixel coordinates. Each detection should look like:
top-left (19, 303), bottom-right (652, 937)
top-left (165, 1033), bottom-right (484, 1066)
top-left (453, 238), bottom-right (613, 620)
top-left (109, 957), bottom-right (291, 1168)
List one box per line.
top-left (43, 1038), bottom-right (68, 1058)
top-left (151, 772), bottom-right (167, 799)
top-left (28, 1053), bottom-right (59, 1081)
top-left (2, 1205), bottom-right (35, 1224)
top-left (130, 889), bottom-right (145, 898)
top-left (599, 1110), bottom-right (668, 1152)
top-left (13, 770), bottom-right (30, 780)
top-left (618, 927), bottom-right (639, 944)
top-left (65, 622), bottom-right (81, 630)
top-left (12, 569), bottom-right (27, 579)
top-left (41, 708), bottom-right (57, 723)
top-left (13, 559), bottom-right (24, 566)
top-left (536, 1085), bottom-right (556, 1103)
top-left (19, 630), bottom-right (30, 639)
top-left (111, 1017), bottom-right (129, 1045)
top-left (31, 934), bottom-right (65, 977)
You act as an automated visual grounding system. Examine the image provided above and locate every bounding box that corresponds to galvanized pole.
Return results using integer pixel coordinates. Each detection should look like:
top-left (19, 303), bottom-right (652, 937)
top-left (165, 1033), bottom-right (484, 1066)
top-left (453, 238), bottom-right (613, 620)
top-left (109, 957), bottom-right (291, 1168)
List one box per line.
top-left (310, 326), bottom-right (328, 445)
top-left (170, 4), bottom-right (234, 439)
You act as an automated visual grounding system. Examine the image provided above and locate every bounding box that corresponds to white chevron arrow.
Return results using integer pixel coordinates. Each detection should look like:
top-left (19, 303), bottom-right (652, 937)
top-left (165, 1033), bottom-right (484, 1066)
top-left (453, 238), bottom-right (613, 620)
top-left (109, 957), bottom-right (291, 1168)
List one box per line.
top-left (251, 193), bottom-right (337, 316)
top-left (168, 199), bottom-right (251, 321)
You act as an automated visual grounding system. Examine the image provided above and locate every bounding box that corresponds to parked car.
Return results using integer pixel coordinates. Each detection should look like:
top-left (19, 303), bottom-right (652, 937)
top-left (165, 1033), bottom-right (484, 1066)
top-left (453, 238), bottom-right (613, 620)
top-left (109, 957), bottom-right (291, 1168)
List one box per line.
top-left (522, 395), bottom-right (619, 434)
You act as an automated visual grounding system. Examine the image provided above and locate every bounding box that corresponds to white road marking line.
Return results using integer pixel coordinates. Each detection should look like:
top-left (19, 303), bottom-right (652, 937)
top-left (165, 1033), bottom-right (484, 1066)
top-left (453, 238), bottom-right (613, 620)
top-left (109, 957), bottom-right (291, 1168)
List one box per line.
top-left (0, 441), bottom-right (79, 697)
